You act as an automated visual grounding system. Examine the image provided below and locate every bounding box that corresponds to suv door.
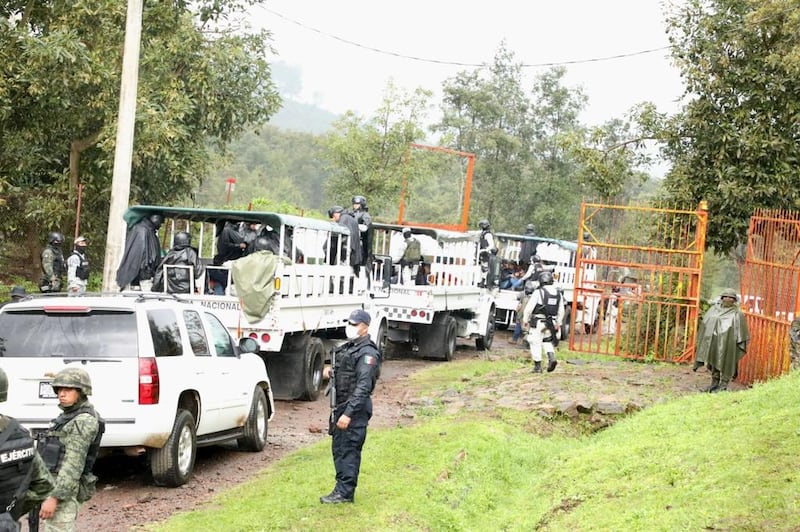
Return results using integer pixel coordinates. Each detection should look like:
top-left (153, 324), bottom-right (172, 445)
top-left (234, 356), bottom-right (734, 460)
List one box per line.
top-left (204, 312), bottom-right (251, 429)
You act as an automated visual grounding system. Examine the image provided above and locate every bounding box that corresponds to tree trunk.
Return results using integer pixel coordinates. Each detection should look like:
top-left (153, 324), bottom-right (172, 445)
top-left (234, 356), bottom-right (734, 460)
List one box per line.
top-left (69, 132), bottom-right (101, 188)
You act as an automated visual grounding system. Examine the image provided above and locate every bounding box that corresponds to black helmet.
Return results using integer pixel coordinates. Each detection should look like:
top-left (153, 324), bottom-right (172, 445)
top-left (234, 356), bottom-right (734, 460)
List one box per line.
top-left (10, 286), bottom-right (27, 300)
top-left (173, 231), bottom-right (191, 248)
top-left (328, 206), bottom-right (344, 218)
top-left (539, 271), bottom-right (554, 285)
top-left (532, 254), bottom-right (541, 263)
top-left (47, 231), bottom-right (64, 245)
top-left (149, 214), bottom-right (164, 228)
top-left (478, 219), bottom-right (490, 230)
top-left (254, 237), bottom-right (273, 252)
top-left (525, 223), bottom-right (536, 234)
top-left (352, 195), bottom-right (367, 210)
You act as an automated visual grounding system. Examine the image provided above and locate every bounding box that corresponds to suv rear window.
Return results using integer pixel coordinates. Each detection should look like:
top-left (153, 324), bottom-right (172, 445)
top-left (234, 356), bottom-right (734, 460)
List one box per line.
top-left (0, 310), bottom-right (138, 358)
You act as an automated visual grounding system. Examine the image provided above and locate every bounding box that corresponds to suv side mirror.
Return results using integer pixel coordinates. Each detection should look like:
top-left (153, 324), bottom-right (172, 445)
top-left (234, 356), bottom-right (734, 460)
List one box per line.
top-left (239, 337), bottom-right (259, 354)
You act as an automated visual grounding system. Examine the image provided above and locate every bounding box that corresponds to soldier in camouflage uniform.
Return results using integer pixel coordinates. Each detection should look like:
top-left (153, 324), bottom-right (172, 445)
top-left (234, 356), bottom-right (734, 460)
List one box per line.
top-left (40, 232), bottom-right (67, 293)
top-left (37, 368), bottom-right (102, 532)
top-left (790, 317), bottom-right (800, 371)
top-left (0, 368), bottom-right (54, 531)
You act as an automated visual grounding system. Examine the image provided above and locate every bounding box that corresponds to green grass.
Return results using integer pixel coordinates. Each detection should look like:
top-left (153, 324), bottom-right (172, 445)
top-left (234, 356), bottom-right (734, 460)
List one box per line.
top-left (151, 364), bottom-right (800, 531)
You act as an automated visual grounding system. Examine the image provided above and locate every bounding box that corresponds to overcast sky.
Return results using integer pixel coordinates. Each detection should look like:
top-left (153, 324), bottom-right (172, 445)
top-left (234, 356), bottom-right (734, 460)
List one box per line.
top-left (249, 0), bottom-right (686, 129)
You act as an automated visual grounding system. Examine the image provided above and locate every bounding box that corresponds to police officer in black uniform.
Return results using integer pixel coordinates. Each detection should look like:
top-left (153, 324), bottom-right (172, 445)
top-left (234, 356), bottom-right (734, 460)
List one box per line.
top-left (320, 309), bottom-right (381, 504)
top-left (350, 195), bottom-right (373, 267)
top-left (0, 368), bottom-right (53, 531)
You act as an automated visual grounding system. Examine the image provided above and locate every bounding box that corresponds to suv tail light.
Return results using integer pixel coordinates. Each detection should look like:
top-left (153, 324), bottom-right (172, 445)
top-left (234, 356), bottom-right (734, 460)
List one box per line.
top-left (139, 357), bottom-right (160, 405)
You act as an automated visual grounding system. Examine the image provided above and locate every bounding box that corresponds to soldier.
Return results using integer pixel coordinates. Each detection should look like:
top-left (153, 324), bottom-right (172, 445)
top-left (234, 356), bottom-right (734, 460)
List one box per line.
top-left (399, 228), bottom-right (422, 285)
top-left (350, 195), bottom-right (373, 267)
top-left (522, 271), bottom-right (565, 373)
top-left (328, 206), bottom-right (363, 275)
top-left (66, 236), bottom-right (89, 296)
top-left (320, 309), bottom-right (381, 504)
top-left (693, 288), bottom-right (750, 392)
top-left (518, 223), bottom-right (538, 266)
top-left (40, 232), bottom-right (66, 293)
top-left (151, 232), bottom-right (205, 294)
top-left (37, 368), bottom-right (103, 531)
top-left (0, 367), bottom-right (54, 531)
top-left (790, 317), bottom-right (800, 371)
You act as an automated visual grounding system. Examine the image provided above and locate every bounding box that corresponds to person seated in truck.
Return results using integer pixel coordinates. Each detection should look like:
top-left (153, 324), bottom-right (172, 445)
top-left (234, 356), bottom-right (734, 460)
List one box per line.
top-left (208, 220), bottom-right (246, 295)
top-left (152, 232), bottom-right (205, 294)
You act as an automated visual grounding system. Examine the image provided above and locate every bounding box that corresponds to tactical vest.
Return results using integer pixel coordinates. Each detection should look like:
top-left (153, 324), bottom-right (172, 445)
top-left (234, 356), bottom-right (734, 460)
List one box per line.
top-left (334, 339), bottom-right (380, 407)
top-left (38, 404), bottom-right (105, 476)
top-left (71, 250), bottom-right (90, 280)
top-left (0, 419), bottom-right (36, 517)
top-left (531, 286), bottom-right (561, 318)
top-left (42, 247), bottom-right (66, 277)
top-left (403, 238), bottom-right (421, 263)
top-left (480, 231), bottom-right (490, 250)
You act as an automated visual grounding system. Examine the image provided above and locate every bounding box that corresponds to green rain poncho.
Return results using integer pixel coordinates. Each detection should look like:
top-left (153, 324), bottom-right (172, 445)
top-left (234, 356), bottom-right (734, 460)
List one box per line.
top-left (231, 251), bottom-right (292, 323)
top-left (695, 302), bottom-right (750, 380)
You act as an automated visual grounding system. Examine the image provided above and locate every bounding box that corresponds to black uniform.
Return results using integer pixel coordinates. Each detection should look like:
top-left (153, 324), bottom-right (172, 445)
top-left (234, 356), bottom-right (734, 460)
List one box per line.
top-left (329, 335), bottom-right (380, 501)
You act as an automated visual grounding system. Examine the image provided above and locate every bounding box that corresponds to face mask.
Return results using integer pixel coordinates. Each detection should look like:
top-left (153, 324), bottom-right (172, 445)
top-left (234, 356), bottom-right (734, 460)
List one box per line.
top-left (345, 324), bottom-right (361, 339)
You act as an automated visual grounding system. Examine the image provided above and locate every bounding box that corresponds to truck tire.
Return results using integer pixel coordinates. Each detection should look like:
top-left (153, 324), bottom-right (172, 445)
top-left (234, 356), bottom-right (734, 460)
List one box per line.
top-left (476, 306), bottom-right (496, 351)
top-left (441, 316), bottom-right (457, 361)
top-left (150, 409), bottom-right (196, 487)
top-left (238, 387), bottom-right (269, 451)
top-left (301, 337), bottom-right (325, 401)
top-left (376, 319), bottom-right (388, 359)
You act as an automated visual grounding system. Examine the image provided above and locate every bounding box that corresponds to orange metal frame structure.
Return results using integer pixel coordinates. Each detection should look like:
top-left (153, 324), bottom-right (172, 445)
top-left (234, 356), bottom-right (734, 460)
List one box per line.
top-left (737, 208), bottom-right (798, 384)
top-left (570, 201), bottom-right (708, 362)
top-left (397, 143), bottom-right (475, 232)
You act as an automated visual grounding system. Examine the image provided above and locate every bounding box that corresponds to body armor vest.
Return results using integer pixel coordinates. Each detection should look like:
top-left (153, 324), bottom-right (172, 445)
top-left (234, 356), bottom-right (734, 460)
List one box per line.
top-left (71, 250), bottom-right (90, 280)
top-left (42, 247), bottom-right (66, 277)
top-left (402, 238), bottom-right (421, 263)
top-left (39, 405), bottom-right (105, 475)
top-left (532, 286), bottom-right (561, 318)
top-left (0, 419), bottom-right (35, 517)
top-left (480, 231), bottom-right (490, 250)
top-left (334, 340), bottom-right (378, 408)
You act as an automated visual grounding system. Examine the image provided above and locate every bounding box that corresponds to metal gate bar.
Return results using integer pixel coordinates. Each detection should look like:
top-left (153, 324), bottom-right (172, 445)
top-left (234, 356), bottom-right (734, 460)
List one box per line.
top-left (570, 202), bottom-right (707, 362)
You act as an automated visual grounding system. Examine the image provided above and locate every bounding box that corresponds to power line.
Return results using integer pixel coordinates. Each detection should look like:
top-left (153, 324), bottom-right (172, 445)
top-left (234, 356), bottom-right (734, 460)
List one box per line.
top-left (261, 7), bottom-right (671, 68)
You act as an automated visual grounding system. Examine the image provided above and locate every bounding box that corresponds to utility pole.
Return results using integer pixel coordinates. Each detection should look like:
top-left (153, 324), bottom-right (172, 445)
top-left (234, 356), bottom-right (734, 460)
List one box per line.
top-left (102, 0), bottom-right (144, 291)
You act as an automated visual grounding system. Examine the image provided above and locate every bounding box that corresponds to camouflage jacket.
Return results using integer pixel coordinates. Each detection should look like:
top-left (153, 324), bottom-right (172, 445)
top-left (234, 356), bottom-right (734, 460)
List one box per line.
top-left (46, 400), bottom-right (99, 501)
top-left (0, 415), bottom-right (53, 517)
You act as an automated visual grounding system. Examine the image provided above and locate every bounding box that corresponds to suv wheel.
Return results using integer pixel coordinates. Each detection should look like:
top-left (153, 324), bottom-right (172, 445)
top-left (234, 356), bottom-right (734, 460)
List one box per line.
top-left (150, 409), bottom-right (196, 487)
top-left (238, 387), bottom-right (269, 451)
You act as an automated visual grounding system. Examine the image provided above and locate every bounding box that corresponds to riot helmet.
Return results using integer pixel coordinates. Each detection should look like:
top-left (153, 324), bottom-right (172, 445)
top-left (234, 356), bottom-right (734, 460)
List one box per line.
top-left (524, 281), bottom-right (536, 295)
top-left (51, 367), bottom-right (93, 396)
top-left (47, 231), bottom-right (64, 246)
top-left (0, 367), bottom-right (7, 402)
top-left (478, 219), bottom-right (490, 231)
top-left (539, 271), bottom-right (554, 285)
top-left (149, 214), bottom-right (164, 228)
top-left (532, 254), bottom-right (542, 263)
top-left (525, 223), bottom-right (536, 235)
top-left (173, 231), bottom-right (191, 248)
top-left (328, 206), bottom-right (344, 219)
top-left (254, 237), bottom-right (273, 252)
top-left (352, 195), bottom-right (368, 210)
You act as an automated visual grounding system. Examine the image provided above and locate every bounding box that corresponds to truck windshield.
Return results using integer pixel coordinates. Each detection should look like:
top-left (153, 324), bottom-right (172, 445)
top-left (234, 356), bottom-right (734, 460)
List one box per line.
top-left (0, 310), bottom-right (138, 358)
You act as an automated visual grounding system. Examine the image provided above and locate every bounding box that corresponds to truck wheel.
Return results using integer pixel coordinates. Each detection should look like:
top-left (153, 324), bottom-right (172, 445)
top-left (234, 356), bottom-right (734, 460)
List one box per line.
top-left (476, 307), bottom-right (496, 351)
top-left (442, 316), bottom-right (457, 361)
top-left (301, 337), bottom-right (324, 401)
top-left (376, 320), bottom-right (388, 359)
top-left (238, 387), bottom-right (269, 451)
top-left (150, 409), bottom-right (196, 487)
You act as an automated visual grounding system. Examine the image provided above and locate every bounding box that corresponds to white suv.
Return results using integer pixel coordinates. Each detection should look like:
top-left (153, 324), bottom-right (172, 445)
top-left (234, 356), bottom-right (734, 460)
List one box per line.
top-left (0, 292), bottom-right (274, 487)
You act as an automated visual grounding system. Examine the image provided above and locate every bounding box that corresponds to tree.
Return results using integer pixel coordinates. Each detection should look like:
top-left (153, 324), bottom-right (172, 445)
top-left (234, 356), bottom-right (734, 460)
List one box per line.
top-left (660, 0), bottom-right (800, 253)
top-left (0, 0), bottom-right (280, 279)
top-left (322, 81), bottom-right (432, 220)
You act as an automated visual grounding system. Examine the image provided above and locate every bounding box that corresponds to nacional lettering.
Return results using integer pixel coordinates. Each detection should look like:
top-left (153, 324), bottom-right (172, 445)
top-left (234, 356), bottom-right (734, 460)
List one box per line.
top-left (198, 300), bottom-right (241, 311)
top-left (0, 446), bottom-right (35, 463)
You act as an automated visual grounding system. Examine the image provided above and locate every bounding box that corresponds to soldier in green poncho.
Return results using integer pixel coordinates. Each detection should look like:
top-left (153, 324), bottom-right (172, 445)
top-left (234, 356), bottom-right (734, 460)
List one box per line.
top-left (231, 236), bottom-right (292, 323)
top-left (694, 288), bottom-right (750, 392)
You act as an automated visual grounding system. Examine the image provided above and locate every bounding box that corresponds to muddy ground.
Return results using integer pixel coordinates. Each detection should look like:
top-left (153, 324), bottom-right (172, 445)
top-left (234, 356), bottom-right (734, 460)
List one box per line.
top-left (61, 331), bottom-right (717, 531)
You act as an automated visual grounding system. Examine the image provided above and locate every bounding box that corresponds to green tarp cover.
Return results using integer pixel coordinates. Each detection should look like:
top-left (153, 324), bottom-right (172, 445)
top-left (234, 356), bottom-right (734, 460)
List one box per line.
top-left (231, 251), bottom-right (292, 323)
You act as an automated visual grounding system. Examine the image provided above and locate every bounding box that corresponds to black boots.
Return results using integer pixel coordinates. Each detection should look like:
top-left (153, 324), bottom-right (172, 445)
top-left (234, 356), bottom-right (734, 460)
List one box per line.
top-left (533, 361), bottom-right (542, 373)
top-left (692, 360), bottom-right (703, 372)
top-left (703, 369), bottom-right (721, 392)
top-left (547, 352), bottom-right (558, 373)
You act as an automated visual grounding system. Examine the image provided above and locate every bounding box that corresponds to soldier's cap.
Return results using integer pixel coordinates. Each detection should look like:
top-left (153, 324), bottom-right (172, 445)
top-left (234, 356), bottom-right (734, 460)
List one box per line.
top-left (10, 286), bottom-right (27, 298)
top-left (402, 227), bottom-right (412, 235)
top-left (344, 309), bottom-right (371, 325)
top-left (74, 235), bottom-right (88, 245)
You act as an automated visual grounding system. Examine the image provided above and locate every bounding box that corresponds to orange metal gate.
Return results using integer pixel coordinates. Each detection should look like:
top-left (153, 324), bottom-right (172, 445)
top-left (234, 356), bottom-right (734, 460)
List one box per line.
top-left (737, 208), bottom-right (798, 384)
top-left (570, 202), bottom-right (707, 362)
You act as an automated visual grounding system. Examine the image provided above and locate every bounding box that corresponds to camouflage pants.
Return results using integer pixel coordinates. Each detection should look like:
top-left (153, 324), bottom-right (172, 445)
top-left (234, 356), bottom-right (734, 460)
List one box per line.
top-left (42, 497), bottom-right (80, 532)
top-left (790, 318), bottom-right (800, 371)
